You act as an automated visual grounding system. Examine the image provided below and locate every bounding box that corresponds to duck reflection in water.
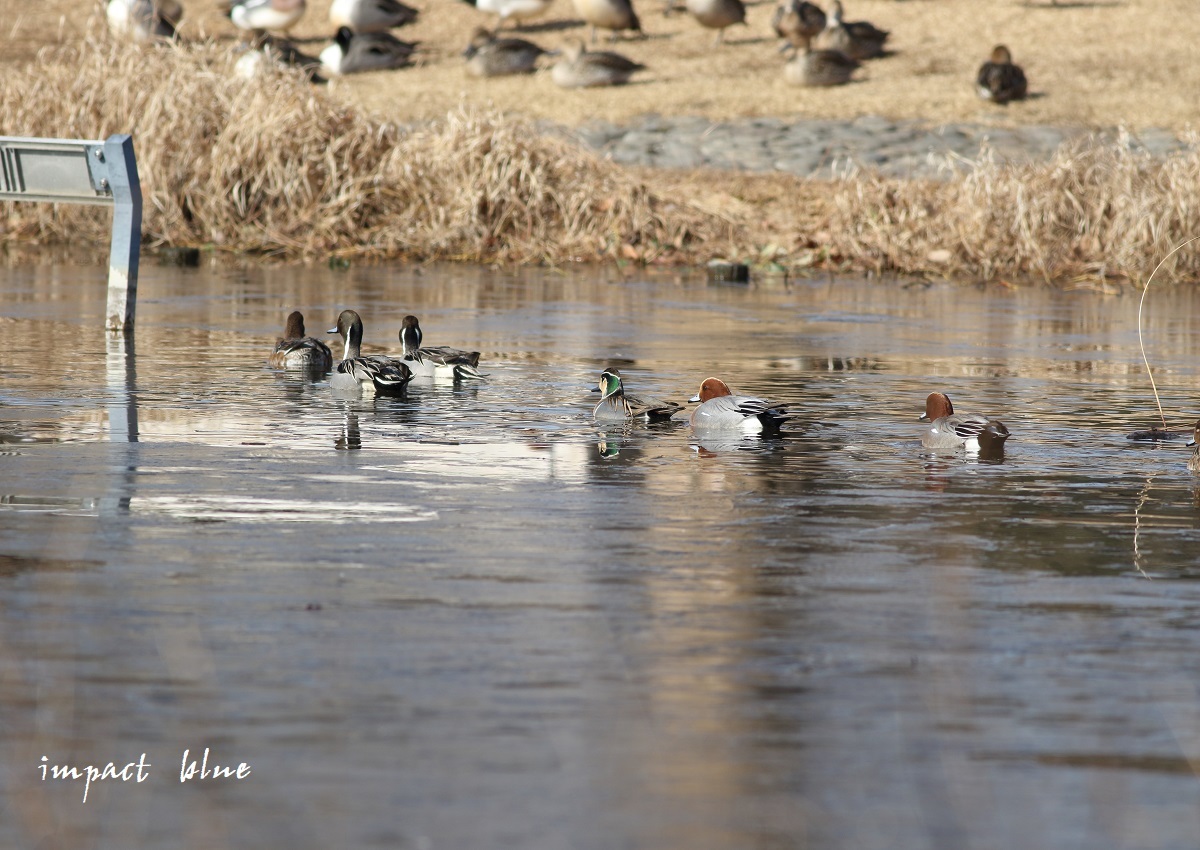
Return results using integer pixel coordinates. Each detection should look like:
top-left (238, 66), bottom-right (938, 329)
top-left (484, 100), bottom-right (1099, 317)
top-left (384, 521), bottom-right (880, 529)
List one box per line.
top-left (336, 407), bottom-right (361, 450)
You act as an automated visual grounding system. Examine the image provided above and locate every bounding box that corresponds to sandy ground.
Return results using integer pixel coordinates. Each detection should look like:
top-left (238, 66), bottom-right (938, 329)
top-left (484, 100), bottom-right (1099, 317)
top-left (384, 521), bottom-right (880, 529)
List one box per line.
top-left (5, 0), bottom-right (1200, 134)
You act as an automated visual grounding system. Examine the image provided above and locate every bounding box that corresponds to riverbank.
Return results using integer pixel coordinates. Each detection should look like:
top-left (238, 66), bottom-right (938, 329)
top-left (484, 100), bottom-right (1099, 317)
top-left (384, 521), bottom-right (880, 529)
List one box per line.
top-left (2, 2), bottom-right (1200, 284)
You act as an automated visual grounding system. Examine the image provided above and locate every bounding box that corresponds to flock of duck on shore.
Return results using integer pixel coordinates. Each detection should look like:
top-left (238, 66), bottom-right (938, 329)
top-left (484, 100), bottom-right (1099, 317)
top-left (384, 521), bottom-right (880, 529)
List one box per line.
top-left (270, 308), bottom-right (1044, 456)
top-left (105, 0), bottom-right (1027, 97)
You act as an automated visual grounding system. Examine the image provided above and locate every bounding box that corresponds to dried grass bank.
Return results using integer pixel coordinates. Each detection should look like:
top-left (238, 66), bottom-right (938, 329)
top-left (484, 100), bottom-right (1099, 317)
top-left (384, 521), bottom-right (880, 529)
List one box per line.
top-left (827, 136), bottom-right (1200, 285)
top-left (0, 35), bottom-right (736, 264)
top-left (2, 35), bottom-right (1200, 284)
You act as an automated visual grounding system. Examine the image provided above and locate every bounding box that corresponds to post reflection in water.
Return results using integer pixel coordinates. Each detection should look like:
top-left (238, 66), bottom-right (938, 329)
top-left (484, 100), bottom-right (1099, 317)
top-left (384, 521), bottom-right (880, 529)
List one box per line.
top-left (2, 263), bottom-right (1200, 849)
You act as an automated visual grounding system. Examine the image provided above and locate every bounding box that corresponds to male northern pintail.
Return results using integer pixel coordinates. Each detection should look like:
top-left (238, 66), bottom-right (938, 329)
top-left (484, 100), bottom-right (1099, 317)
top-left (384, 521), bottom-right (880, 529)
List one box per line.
top-left (463, 27), bottom-right (551, 76)
top-left (919, 391), bottom-right (1010, 453)
top-left (688, 377), bottom-right (792, 433)
top-left (784, 39), bottom-right (859, 86)
top-left (106, 0), bottom-right (182, 42)
top-left (572, 0), bottom-right (642, 43)
top-left (814, 0), bottom-right (887, 61)
top-left (592, 368), bottom-right (684, 423)
top-left (329, 0), bottom-right (418, 32)
top-left (976, 45), bottom-right (1028, 105)
top-left (771, 0), bottom-right (825, 53)
top-left (1187, 421), bottom-right (1200, 472)
top-left (269, 310), bottom-right (334, 371)
top-left (320, 26), bottom-right (417, 74)
top-left (461, 0), bottom-right (555, 30)
top-left (328, 310), bottom-right (413, 395)
top-left (226, 0), bottom-right (306, 35)
top-left (552, 39), bottom-right (646, 87)
top-left (397, 315), bottom-right (485, 381)
top-left (685, 0), bottom-right (745, 45)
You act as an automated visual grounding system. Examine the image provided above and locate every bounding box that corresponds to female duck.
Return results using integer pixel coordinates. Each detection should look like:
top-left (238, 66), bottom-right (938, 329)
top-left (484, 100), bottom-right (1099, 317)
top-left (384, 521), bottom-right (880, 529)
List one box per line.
top-left (328, 310), bottom-right (412, 395)
top-left (463, 28), bottom-right (551, 77)
top-left (592, 369), bottom-right (683, 423)
top-left (269, 310), bottom-right (334, 371)
top-left (784, 39), bottom-right (859, 86)
top-left (919, 391), bottom-right (1010, 453)
top-left (977, 45), bottom-right (1027, 105)
top-left (397, 315), bottom-right (485, 381)
top-left (552, 39), bottom-right (646, 87)
top-left (815, 0), bottom-right (887, 61)
top-left (689, 377), bottom-right (792, 434)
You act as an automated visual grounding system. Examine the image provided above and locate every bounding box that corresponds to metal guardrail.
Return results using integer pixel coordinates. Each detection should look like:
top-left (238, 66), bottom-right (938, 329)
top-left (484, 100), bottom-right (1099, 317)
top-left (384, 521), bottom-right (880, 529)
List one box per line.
top-left (0, 133), bottom-right (142, 331)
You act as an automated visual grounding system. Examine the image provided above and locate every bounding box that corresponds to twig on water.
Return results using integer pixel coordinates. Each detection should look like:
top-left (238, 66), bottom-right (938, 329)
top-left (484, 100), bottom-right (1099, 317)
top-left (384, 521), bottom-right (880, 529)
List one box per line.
top-left (1137, 235), bottom-right (1200, 429)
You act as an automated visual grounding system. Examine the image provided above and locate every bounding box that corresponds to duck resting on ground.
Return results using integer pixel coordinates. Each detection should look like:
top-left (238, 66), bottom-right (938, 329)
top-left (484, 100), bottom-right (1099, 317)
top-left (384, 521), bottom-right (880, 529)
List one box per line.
top-left (976, 44), bottom-right (1028, 105)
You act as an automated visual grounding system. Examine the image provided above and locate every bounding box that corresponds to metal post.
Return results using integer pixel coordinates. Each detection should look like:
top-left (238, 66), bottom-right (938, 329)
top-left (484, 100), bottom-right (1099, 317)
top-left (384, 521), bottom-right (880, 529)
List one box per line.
top-left (0, 132), bottom-right (142, 331)
top-left (103, 134), bottom-right (141, 332)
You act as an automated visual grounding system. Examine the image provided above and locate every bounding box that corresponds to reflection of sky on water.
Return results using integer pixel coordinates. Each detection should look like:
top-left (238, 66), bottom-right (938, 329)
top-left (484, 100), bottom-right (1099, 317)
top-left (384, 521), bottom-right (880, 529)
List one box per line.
top-left (2, 263), bottom-right (1200, 849)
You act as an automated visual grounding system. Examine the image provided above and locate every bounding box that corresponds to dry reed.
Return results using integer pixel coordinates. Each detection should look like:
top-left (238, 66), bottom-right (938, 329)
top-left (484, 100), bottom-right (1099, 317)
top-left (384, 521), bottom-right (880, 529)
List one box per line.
top-left (3, 31), bottom-right (1200, 283)
top-left (827, 134), bottom-right (1200, 285)
top-left (0, 31), bottom-right (737, 263)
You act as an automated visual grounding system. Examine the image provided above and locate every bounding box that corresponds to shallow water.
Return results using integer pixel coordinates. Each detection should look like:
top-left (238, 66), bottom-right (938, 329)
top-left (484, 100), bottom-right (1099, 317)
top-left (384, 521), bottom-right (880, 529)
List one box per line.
top-left (3, 261), bottom-right (1200, 849)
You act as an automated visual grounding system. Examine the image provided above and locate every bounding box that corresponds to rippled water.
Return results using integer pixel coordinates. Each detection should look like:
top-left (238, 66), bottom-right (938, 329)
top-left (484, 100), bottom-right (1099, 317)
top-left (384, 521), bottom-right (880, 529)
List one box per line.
top-left (4, 260), bottom-right (1200, 849)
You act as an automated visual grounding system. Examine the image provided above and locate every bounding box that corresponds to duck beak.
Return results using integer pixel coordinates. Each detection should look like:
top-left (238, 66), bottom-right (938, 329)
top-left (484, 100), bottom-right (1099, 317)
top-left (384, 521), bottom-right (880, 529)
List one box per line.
top-left (1189, 439), bottom-right (1197, 448)
top-left (689, 394), bottom-right (701, 403)
top-left (590, 386), bottom-right (601, 393)
top-left (327, 326), bottom-right (338, 334)
top-left (918, 413), bottom-right (930, 421)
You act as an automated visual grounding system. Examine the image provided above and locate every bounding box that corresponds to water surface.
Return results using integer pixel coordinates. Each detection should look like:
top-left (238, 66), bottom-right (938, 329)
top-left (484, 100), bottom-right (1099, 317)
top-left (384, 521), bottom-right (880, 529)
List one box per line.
top-left (3, 261), bottom-right (1200, 849)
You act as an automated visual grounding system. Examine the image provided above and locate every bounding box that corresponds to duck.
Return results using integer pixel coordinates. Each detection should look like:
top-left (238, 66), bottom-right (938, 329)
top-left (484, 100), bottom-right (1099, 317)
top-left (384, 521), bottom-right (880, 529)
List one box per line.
top-left (327, 310), bottom-right (413, 395)
top-left (397, 315), bottom-right (485, 381)
top-left (814, 0), bottom-right (887, 61)
top-left (771, 0), bottom-right (825, 53)
top-left (919, 391), bottom-right (1010, 452)
top-left (784, 39), bottom-right (859, 86)
top-left (572, 0), bottom-right (642, 43)
top-left (106, 0), bottom-right (182, 42)
top-left (319, 26), bottom-right (417, 75)
top-left (685, 0), bottom-right (745, 45)
top-left (268, 310), bottom-right (334, 371)
top-left (976, 45), bottom-right (1028, 105)
top-left (463, 27), bottom-right (551, 76)
top-left (460, 0), bottom-right (555, 30)
top-left (688, 377), bottom-right (792, 434)
top-left (1188, 421), bottom-right (1200, 472)
top-left (551, 39), bottom-right (646, 87)
top-left (329, 0), bottom-right (418, 32)
top-left (235, 36), bottom-right (326, 81)
top-left (226, 0), bottom-right (306, 36)
top-left (592, 368), bottom-right (684, 423)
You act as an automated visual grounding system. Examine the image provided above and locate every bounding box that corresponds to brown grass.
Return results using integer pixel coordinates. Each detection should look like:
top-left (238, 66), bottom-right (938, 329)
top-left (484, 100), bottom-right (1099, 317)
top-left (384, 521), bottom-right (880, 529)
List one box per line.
top-left (0, 33), bottom-right (738, 263)
top-left (826, 135), bottom-right (1200, 284)
top-left (2, 26), bottom-right (1200, 283)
